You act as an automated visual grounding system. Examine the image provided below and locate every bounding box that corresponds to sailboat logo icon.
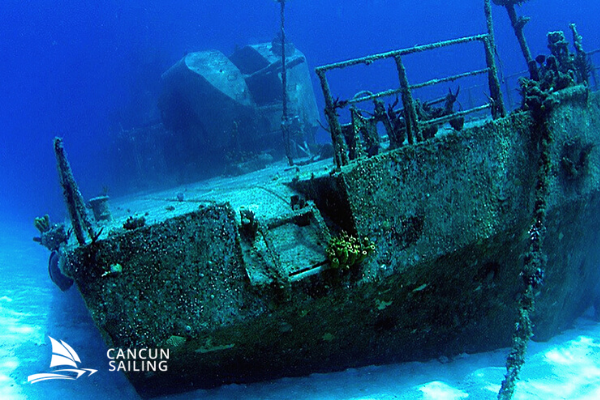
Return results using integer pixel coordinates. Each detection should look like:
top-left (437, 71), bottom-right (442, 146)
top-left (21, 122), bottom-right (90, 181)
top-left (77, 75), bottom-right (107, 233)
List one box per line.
top-left (28, 336), bottom-right (98, 383)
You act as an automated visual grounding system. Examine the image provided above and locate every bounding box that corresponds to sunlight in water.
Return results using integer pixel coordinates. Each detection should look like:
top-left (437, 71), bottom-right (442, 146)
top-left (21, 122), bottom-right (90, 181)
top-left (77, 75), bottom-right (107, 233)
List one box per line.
top-left (417, 381), bottom-right (468, 399)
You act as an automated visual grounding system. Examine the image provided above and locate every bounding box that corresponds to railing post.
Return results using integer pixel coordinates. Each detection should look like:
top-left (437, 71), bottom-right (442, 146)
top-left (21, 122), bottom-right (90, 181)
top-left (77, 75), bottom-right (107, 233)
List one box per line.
top-left (374, 99), bottom-right (401, 149)
top-left (394, 55), bottom-right (421, 143)
top-left (484, 0), bottom-right (506, 119)
top-left (502, 2), bottom-right (539, 81)
top-left (316, 68), bottom-right (349, 167)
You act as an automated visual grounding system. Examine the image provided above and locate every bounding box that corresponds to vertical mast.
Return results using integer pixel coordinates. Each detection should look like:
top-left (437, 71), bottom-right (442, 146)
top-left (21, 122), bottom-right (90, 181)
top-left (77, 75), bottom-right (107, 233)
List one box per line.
top-left (279, 0), bottom-right (293, 165)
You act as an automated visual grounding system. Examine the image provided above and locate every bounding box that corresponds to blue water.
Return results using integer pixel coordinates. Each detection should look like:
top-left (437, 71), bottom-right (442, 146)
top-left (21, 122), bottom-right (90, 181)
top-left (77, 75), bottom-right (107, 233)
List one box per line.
top-left (1, 1), bottom-right (600, 399)
top-left (1, 0), bottom-right (599, 221)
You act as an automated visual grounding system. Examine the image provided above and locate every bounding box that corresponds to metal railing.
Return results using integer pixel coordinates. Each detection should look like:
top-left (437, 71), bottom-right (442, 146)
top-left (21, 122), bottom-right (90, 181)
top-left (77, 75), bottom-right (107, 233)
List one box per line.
top-left (589, 48), bottom-right (600, 91)
top-left (315, 0), bottom-right (505, 168)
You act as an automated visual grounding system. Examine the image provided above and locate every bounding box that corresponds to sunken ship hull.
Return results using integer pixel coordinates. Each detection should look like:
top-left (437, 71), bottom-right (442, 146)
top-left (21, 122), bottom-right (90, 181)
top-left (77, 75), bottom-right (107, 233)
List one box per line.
top-left (61, 87), bottom-right (600, 395)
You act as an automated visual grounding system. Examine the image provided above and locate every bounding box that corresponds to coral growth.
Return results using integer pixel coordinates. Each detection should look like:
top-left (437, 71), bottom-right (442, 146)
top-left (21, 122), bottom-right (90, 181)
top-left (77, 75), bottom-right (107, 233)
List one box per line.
top-left (239, 207), bottom-right (259, 240)
top-left (416, 87), bottom-right (464, 139)
top-left (34, 215), bottom-right (50, 233)
top-left (326, 231), bottom-right (375, 270)
top-left (519, 28), bottom-right (591, 118)
top-left (33, 214), bottom-right (69, 251)
top-left (123, 216), bottom-right (146, 230)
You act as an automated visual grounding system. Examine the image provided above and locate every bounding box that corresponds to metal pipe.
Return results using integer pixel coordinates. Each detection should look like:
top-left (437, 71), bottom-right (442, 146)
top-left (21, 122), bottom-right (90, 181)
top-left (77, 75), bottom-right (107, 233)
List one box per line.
top-left (316, 34), bottom-right (489, 73)
top-left (483, 0), bottom-right (506, 118)
top-left (316, 68), bottom-right (349, 167)
top-left (394, 55), bottom-right (420, 143)
top-left (279, 0), bottom-right (293, 166)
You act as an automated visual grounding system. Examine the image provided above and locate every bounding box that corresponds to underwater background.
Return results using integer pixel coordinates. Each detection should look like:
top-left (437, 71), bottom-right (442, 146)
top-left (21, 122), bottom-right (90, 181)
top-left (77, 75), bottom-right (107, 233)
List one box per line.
top-left (1, 0), bottom-right (600, 399)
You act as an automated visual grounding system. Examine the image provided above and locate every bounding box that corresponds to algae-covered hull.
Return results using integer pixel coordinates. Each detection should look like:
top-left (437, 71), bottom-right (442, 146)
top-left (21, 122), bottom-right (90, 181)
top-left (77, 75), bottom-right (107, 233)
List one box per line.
top-left (62, 87), bottom-right (600, 396)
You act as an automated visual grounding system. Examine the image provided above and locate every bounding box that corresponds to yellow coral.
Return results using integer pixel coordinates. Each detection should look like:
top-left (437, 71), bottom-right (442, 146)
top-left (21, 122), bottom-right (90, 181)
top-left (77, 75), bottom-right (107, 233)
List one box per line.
top-left (326, 231), bottom-right (375, 269)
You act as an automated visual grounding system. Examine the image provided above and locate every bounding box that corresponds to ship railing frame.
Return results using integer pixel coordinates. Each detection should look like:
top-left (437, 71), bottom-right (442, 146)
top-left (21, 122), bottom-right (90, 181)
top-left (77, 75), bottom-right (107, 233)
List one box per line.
top-left (589, 48), bottom-right (600, 92)
top-left (459, 47), bottom-right (600, 113)
top-left (315, 0), bottom-right (505, 168)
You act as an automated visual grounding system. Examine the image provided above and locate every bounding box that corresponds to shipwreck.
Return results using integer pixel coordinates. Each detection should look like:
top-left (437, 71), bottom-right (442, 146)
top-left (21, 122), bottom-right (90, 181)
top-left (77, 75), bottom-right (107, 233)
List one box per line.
top-left (35, 1), bottom-right (600, 398)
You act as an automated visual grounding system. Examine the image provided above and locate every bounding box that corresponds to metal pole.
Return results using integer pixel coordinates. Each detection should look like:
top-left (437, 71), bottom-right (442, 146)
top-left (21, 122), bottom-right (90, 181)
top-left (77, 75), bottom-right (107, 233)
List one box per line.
top-left (315, 68), bottom-right (349, 168)
top-left (54, 137), bottom-right (95, 245)
top-left (394, 55), bottom-right (420, 143)
top-left (503, 3), bottom-right (538, 81)
top-left (279, 0), bottom-right (293, 166)
top-left (484, 0), bottom-right (506, 118)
